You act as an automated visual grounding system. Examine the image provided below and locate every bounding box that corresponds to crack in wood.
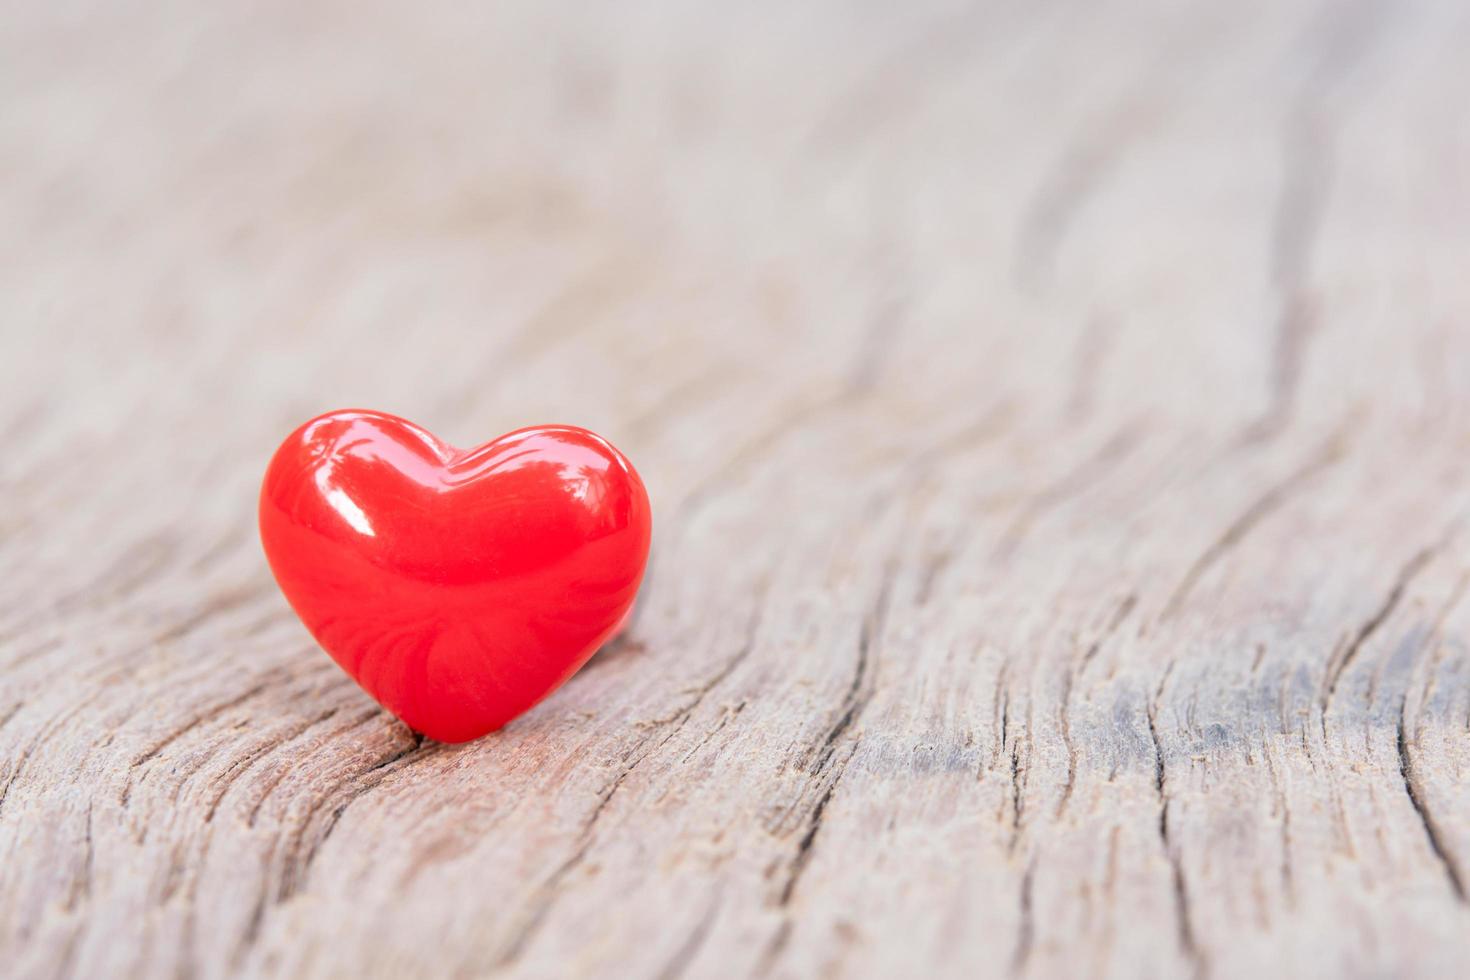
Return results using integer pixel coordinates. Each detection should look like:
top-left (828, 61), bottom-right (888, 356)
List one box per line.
top-left (776, 744), bottom-right (853, 909)
top-left (995, 422), bottom-right (1145, 559)
top-left (1246, 129), bottom-right (1328, 445)
top-left (272, 729), bottom-right (432, 901)
top-left (127, 679), bottom-right (278, 772)
top-left (1147, 663), bottom-right (1206, 978)
top-left (988, 660), bottom-right (1011, 775)
top-left (1078, 594), bottom-right (1138, 678)
top-left (766, 560), bottom-right (896, 944)
top-left (205, 715), bottom-right (336, 825)
top-left (1062, 592), bottom-right (1134, 817)
top-left (1261, 738), bottom-right (1297, 907)
top-left (0, 699), bottom-right (25, 732)
top-left (675, 390), bottom-right (849, 531)
top-left (0, 689), bottom-right (104, 817)
top-left (1320, 542), bottom-right (1442, 733)
top-left (64, 802), bottom-right (96, 913)
top-left (1397, 696), bottom-right (1467, 904)
top-left (1245, 0), bottom-right (1394, 443)
top-left (490, 781), bottom-right (635, 968)
top-left (1010, 856), bottom-right (1038, 975)
top-left (1004, 695), bottom-right (1034, 856)
top-left (678, 699), bottom-right (747, 765)
top-left (1014, 91), bottom-right (1155, 291)
top-left (1008, 737), bottom-right (1024, 839)
top-left (754, 919), bottom-right (794, 978)
top-left (1057, 665), bottom-right (1079, 820)
top-left (1161, 433), bottom-right (1346, 621)
top-left (655, 892), bottom-right (723, 980)
top-left (492, 600), bottom-right (766, 968)
top-left (2, 636), bottom-right (64, 673)
top-left (245, 707), bottom-right (385, 829)
top-left (223, 729), bottom-right (439, 964)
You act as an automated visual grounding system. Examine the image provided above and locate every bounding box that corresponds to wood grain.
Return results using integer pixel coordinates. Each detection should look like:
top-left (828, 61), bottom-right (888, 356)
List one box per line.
top-left (4, 1), bottom-right (1470, 977)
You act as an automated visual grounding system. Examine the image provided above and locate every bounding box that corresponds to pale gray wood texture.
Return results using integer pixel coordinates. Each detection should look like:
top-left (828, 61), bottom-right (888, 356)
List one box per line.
top-left (4, 1), bottom-right (1470, 977)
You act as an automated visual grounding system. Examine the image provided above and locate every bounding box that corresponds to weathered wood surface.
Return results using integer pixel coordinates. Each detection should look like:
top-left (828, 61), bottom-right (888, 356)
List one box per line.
top-left (4, 1), bottom-right (1470, 977)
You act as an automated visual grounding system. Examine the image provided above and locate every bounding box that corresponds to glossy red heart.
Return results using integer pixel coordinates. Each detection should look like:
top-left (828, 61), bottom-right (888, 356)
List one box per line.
top-left (258, 410), bottom-right (652, 742)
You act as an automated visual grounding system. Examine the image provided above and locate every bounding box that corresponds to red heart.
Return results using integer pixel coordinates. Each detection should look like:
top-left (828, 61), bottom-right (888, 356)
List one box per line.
top-left (258, 410), bottom-right (652, 742)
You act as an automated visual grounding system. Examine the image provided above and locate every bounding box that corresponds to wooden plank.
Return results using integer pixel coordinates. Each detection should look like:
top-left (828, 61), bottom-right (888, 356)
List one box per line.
top-left (3, 1), bottom-right (1470, 977)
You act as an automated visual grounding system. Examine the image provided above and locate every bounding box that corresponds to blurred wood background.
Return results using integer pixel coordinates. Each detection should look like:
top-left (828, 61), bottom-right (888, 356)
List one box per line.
top-left (4, 1), bottom-right (1470, 977)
